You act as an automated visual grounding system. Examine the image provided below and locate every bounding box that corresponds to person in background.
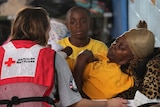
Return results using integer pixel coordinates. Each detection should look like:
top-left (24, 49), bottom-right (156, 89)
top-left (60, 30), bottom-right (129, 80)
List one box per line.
top-left (58, 6), bottom-right (108, 60)
top-left (0, 7), bottom-right (128, 107)
top-left (74, 0), bottom-right (106, 14)
top-left (71, 22), bottom-right (155, 100)
top-left (48, 18), bottom-right (69, 51)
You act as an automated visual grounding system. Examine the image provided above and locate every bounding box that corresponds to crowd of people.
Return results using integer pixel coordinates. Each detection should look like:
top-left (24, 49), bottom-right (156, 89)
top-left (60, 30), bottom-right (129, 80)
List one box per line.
top-left (0, 5), bottom-right (159, 107)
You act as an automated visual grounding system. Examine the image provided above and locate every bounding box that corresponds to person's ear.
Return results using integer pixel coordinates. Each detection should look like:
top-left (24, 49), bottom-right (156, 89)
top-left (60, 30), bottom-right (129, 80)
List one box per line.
top-left (65, 21), bottom-right (70, 30)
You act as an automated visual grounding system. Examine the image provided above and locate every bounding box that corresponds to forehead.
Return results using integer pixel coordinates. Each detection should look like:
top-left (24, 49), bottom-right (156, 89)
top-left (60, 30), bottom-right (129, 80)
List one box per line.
top-left (69, 9), bottom-right (89, 18)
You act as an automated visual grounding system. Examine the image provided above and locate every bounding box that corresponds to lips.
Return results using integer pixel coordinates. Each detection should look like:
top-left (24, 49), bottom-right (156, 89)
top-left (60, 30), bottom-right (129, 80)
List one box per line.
top-left (76, 32), bottom-right (83, 35)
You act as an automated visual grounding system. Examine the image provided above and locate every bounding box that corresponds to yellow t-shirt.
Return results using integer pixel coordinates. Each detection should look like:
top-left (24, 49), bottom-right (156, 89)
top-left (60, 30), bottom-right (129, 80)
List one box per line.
top-left (58, 37), bottom-right (108, 59)
top-left (67, 52), bottom-right (134, 100)
top-left (83, 53), bottom-right (134, 99)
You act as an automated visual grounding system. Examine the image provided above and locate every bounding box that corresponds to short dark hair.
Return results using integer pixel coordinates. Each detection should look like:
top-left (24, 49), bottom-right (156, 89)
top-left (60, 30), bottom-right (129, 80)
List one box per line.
top-left (66, 6), bottom-right (91, 21)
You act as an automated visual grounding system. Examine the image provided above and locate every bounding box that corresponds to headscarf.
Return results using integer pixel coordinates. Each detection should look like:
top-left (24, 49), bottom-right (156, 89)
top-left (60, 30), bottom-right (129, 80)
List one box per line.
top-left (125, 28), bottom-right (155, 59)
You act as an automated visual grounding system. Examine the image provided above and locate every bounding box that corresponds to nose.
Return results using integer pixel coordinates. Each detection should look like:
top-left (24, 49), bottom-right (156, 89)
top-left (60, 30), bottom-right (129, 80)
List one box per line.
top-left (76, 21), bottom-right (81, 28)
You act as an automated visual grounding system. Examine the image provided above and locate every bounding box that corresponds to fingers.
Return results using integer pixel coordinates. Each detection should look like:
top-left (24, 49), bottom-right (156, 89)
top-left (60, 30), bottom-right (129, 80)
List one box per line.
top-left (91, 57), bottom-right (99, 62)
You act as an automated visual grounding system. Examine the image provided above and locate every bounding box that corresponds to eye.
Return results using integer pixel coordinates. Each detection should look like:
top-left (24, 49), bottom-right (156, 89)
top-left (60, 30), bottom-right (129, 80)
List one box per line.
top-left (116, 42), bottom-right (125, 50)
top-left (70, 20), bottom-right (76, 25)
top-left (119, 45), bottom-right (125, 50)
top-left (80, 18), bottom-right (87, 24)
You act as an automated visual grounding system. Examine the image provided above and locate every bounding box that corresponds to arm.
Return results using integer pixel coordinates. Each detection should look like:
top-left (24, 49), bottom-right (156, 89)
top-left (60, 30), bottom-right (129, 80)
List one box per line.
top-left (140, 54), bottom-right (160, 99)
top-left (71, 97), bottom-right (128, 107)
top-left (72, 50), bottom-right (98, 97)
top-left (57, 46), bottom-right (73, 59)
top-left (55, 51), bottom-right (128, 107)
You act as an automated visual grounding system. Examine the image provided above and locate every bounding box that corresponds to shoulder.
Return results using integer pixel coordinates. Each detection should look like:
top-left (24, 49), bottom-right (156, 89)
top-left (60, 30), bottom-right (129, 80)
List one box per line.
top-left (58, 37), bottom-right (70, 46)
top-left (90, 38), bottom-right (107, 46)
top-left (140, 50), bottom-right (160, 99)
top-left (40, 47), bottom-right (55, 56)
top-left (0, 46), bottom-right (5, 60)
top-left (58, 37), bottom-right (69, 43)
top-left (89, 38), bottom-right (108, 52)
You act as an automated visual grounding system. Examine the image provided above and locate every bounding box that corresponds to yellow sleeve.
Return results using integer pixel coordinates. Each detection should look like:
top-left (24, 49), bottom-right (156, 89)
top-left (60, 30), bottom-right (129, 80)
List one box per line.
top-left (90, 39), bottom-right (108, 55)
top-left (66, 58), bottom-right (76, 72)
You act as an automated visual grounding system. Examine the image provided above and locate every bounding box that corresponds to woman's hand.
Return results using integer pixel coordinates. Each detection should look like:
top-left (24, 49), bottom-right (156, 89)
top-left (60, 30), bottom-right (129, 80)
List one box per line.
top-left (78, 49), bottom-right (98, 63)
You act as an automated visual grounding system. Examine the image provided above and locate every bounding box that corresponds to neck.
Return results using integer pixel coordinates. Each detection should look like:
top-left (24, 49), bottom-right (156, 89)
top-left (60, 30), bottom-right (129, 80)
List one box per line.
top-left (69, 37), bottom-right (90, 47)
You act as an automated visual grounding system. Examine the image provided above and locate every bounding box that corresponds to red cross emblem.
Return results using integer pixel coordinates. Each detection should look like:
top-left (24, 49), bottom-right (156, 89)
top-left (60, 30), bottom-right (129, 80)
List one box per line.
top-left (5, 58), bottom-right (16, 66)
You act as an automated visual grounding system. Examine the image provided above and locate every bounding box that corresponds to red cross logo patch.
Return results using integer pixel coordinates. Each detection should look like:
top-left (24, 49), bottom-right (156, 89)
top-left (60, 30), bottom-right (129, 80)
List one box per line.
top-left (5, 58), bottom-right (16, 67)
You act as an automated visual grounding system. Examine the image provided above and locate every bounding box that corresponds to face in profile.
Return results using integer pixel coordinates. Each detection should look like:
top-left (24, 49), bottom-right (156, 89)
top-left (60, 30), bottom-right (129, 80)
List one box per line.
top-left (107, 35), bottom-right (134, 65)
top-left (66, 9), bottom-right (91, 40)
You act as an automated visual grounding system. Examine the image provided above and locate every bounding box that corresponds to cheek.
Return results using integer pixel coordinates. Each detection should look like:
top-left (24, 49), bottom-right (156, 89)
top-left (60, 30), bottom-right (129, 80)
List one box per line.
top-left (112, 52), bottom-right (132, 65)
top-left (119, 53), bottom-right (133, 64)
top-left (69, 26), bottom-right (75, 31)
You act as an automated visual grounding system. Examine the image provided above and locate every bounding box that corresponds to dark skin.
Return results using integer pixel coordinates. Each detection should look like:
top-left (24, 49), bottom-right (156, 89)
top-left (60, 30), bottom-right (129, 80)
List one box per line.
top-left (73, 49), bottom-right (98, 98)
top-left (66, 7), bottom-right (91, 47)
top-left (73, 35), bottom-right (134, 98)
top-left (107, 35), bottom-right (134, 65)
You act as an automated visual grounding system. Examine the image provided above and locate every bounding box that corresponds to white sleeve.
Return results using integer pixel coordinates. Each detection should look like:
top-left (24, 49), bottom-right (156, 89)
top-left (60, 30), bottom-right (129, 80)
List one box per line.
top-left (55, 53), bottom-right (82, 107)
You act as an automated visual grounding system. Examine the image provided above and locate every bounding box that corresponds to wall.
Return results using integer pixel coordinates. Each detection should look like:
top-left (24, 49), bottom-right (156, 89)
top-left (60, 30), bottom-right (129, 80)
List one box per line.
top-left (128, 0), bottom-right (160, 47)
top-left (111, 0), bottom-right (128, 38)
